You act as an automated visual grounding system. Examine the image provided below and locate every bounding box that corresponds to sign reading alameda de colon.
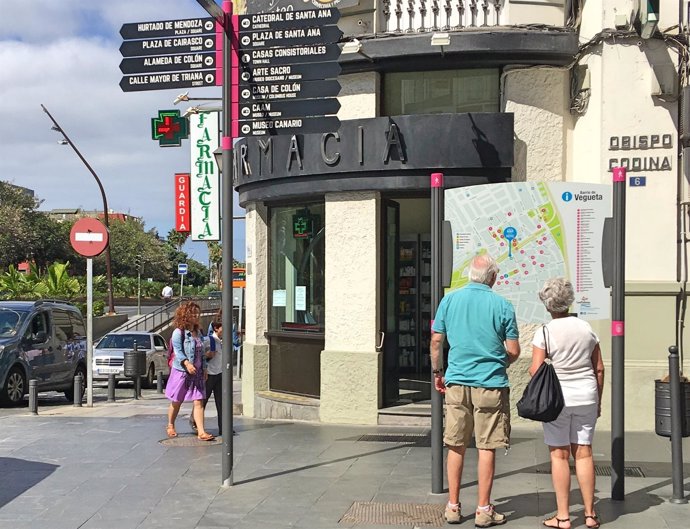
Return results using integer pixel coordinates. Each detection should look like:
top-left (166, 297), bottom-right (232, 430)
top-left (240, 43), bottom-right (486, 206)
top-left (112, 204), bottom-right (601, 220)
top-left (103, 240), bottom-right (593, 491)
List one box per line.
top-left (190, 113), bottom-right (220, 241)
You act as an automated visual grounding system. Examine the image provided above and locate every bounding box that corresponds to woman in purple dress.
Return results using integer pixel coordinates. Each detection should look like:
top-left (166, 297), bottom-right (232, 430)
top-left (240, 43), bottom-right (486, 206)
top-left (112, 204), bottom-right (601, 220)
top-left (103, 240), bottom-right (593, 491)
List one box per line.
top-left (165, 302), bottom-right (215, 441)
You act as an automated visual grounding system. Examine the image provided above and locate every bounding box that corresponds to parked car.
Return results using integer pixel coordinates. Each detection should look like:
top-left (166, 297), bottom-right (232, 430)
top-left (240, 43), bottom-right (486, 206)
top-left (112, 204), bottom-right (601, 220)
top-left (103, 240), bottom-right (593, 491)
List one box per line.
top-left (0, 300), bottom-right (87, 406)
top-left (93, 331), bottom-right (169, 388)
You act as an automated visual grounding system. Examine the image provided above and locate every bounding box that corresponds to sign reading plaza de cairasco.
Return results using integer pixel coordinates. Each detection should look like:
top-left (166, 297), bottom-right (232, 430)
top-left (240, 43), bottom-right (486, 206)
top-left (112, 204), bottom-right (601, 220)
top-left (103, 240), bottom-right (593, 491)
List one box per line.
top-left (189, 113), bottom-right (220, 241)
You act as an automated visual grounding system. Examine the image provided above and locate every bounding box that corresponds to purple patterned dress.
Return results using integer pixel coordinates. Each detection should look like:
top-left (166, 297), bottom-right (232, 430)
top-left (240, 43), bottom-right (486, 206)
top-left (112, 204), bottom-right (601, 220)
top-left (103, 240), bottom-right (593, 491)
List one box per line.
top-left (165, 334), bottom-right (206, 402)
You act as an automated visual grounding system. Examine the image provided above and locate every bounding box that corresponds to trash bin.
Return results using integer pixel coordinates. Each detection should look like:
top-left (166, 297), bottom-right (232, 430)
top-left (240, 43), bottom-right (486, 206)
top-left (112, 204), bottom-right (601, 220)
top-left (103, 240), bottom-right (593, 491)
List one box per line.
top-left (654, 379), bottom-right (690, 437)
top-left (123, 349), bottom-right (146, 378)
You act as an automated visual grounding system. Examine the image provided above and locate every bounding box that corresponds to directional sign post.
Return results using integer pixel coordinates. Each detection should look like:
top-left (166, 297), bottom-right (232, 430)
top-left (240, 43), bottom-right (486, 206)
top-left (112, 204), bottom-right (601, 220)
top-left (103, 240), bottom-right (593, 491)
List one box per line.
top-left (70, 217), bottom-right (110, 409)
top-left (234, 8), bottom-right (342, 137)
top-left (119, 16), bottom-right (219, 92)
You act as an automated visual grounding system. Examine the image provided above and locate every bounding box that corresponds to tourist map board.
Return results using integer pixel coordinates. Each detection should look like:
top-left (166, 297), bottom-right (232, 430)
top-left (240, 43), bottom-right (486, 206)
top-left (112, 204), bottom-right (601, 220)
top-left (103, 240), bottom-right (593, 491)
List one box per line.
top-left (445, 182), bottom-right (611, 323)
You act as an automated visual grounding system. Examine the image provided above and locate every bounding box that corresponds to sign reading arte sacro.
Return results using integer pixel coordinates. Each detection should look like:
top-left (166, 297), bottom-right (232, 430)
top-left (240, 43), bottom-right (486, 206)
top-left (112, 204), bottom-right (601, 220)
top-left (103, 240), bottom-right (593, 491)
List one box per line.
top-left (189, 113), bottom-right (220, 241)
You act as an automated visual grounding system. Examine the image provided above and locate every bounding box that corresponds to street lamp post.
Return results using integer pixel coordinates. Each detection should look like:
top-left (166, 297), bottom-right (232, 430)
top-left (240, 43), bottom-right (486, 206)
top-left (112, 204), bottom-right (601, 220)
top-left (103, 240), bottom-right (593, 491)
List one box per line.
top-left (41, 104), bottom-right (116, 315)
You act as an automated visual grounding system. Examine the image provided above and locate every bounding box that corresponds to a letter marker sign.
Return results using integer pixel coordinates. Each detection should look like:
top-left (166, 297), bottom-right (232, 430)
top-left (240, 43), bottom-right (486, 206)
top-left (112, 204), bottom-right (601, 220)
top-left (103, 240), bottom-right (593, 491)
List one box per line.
top-left (70, 218), bottom-right (109, 257)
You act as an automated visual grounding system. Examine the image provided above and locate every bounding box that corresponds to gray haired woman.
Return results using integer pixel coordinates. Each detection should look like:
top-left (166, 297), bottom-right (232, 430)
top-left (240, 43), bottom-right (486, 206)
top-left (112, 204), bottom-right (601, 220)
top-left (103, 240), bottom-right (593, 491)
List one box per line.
top-left (530, 278), bottom-right (605, 529)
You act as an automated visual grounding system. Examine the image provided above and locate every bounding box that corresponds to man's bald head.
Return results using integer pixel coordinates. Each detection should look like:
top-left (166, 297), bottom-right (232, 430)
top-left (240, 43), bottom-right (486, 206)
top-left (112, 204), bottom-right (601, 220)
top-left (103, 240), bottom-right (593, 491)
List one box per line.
top-left (468, 253), bottom-right (499, 286)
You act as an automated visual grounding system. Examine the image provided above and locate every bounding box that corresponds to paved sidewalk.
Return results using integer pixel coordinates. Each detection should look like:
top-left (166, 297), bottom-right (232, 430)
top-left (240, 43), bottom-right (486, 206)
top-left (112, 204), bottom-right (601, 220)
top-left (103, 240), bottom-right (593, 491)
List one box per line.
top-left (0, 394), bottom-right (688, 529)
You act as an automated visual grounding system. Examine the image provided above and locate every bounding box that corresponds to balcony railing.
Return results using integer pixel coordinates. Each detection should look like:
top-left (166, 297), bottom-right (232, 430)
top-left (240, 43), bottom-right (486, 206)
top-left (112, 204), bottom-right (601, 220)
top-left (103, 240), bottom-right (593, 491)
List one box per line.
top-left (382, 0), bottom-right (504, 32)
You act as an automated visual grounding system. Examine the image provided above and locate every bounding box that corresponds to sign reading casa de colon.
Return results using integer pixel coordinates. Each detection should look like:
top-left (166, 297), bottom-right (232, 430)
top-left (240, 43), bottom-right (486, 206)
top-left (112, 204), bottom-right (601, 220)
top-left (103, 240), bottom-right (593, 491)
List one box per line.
top-left (189, 113), bottom-right (220, 241)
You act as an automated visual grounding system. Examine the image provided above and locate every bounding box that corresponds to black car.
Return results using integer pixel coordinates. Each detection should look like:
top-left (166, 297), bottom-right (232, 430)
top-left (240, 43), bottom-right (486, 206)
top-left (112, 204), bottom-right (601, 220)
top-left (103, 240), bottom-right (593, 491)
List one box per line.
top-left (0, 300), bottom-right (87, 406)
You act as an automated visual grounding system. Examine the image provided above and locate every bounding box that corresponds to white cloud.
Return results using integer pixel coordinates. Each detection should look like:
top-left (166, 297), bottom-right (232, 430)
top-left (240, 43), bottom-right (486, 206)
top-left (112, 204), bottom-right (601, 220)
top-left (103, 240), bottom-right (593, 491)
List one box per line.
top-left (0, 0), bottom-right (245, 263)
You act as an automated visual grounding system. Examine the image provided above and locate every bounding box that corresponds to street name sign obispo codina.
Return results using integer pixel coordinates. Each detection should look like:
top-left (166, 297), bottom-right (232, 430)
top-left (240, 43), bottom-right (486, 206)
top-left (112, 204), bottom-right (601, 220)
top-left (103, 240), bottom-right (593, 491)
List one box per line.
top-left (119, 16), bottom-right (218, 92)
top-left (235, 8), bottom-right (342, 137)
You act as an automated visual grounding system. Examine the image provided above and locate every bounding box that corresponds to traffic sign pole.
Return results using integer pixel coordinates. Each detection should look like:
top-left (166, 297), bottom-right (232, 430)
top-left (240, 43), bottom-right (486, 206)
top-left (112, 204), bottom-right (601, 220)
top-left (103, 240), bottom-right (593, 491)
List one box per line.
top-left (86, 258), bottom-right (93, 408)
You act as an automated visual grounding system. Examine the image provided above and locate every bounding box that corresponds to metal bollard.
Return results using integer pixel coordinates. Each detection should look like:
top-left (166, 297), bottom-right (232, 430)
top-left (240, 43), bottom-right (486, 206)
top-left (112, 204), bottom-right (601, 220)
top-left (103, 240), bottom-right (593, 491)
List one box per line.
top-left (157, 371), bottom-right (164, 393)
top-left (135, 376), bottom-right (142, 399)
top-left (668, 346), bottom-right (688, 503)
top-left (28, 379), bottom-right (38, 415)
top-left (73, 373), bottom-right (83, 407)
top-left (107, 374), bottom-right (116, 402)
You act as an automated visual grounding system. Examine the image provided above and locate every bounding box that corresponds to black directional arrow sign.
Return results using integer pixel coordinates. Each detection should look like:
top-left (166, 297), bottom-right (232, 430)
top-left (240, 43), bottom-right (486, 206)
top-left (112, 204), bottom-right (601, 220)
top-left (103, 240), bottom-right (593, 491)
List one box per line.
top-left (238, 25), bottom-right (343, 50)
top-left (238, 115), bottom-right (341, 136)
top-left (120, 35), bottom-right (216, 57)
top-left (239, 43), bottom-right (341, 67)
top-left (119, 70), bottom-right (216, 92)
top-left (120, 52), bottom-right (216, 74)
top-left (239, 79), bottom-right (341, 102)
top-left (238, 61), bottom-right (341, 84)
top-left (239, 98), bottom-right (341, 120)
top-left (238, 8), bottom-right (340, 31)
top-left (120, 17), bottom-right (215, 40)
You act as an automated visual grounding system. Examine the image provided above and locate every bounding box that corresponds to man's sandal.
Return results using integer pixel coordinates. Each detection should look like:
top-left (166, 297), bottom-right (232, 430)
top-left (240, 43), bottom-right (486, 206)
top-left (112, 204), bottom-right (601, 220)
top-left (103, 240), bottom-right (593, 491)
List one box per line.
top-left (542, 517), bottom-right (570, 529)
top-left (166, 424), bottom-right (178, 438)
top-left (584, 515), bottom-right (601, 529)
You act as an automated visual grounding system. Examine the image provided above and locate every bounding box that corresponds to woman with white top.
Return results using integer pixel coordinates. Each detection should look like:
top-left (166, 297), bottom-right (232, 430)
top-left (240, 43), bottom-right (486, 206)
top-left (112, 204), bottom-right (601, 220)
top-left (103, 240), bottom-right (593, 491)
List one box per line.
top-left (530, 278), bottom-right (605, 529)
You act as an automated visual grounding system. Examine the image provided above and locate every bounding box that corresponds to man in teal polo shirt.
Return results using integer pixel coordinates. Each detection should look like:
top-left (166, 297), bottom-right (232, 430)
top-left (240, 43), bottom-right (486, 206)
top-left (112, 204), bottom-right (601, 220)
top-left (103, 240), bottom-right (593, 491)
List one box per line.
top-left (430, 253), bottom-right (520, 527)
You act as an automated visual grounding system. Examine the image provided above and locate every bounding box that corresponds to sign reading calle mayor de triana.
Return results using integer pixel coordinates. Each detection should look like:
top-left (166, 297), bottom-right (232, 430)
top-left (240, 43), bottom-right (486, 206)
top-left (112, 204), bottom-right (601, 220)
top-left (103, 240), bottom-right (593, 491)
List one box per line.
top-left (189, 113), bottom-right (220, 241)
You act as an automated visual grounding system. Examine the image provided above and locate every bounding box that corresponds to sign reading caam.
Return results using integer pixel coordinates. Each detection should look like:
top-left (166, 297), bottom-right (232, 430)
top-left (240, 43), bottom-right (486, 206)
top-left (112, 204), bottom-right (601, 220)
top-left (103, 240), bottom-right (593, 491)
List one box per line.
top-left (175, 173), bottom-right (191, 233)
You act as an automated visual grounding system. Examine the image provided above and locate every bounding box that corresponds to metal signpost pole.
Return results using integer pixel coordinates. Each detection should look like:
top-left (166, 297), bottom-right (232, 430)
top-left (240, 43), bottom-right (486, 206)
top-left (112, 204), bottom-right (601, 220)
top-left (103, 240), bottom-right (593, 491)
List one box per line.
top-left (220, 0), bottom-right (235, 489)
top-left (611, 166), bottom-right (626, 500)
top-left (86, 258), bottom-right (93, 407)
top-left (430, 172), bottom-right (444, 494)
top-left (179, 272), bottom-right (184, 299)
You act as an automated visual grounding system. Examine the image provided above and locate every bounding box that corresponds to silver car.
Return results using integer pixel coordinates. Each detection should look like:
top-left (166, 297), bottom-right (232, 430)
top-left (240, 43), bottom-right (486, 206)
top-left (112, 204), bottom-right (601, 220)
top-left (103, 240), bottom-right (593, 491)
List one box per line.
top-left (92, 332), bottom-right (169, 388)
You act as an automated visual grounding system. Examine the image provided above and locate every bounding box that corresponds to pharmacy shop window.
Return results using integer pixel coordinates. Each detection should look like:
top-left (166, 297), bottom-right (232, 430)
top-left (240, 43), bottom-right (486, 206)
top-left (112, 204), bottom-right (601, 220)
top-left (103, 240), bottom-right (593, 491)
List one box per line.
top-left (269, 203), bottom-right (325, 333)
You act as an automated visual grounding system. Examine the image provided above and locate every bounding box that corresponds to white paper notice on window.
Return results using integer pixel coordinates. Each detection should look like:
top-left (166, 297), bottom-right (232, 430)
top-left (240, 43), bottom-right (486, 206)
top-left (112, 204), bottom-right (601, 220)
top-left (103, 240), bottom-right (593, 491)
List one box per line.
top-left (295, 286), bottom-right (306, 311)
top-left (273, 290), bottom-right (286, 307)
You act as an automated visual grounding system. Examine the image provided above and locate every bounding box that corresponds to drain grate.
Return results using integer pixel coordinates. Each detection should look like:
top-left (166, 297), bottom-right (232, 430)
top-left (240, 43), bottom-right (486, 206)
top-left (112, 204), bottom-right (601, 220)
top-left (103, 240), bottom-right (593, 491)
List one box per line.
top-left (536, 465), bottom-right (645, 478)
top-left (357, 433), bottom-right (430, 447)
top-left (160, 435), bottom-right (222, 447)
top-left (339, 501), bottom-right (445, 526)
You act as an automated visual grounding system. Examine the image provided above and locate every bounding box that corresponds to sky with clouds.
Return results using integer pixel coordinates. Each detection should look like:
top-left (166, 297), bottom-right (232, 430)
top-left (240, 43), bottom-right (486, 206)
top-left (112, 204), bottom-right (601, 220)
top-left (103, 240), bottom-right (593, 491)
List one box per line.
top-left (0, 0), bottom-right (245, 265)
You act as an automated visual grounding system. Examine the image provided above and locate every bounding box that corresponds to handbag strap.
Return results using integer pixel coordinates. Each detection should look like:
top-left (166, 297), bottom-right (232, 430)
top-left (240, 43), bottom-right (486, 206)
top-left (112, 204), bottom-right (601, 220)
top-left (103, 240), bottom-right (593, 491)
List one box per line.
top-left (542, 325), bottom-right (550, 359)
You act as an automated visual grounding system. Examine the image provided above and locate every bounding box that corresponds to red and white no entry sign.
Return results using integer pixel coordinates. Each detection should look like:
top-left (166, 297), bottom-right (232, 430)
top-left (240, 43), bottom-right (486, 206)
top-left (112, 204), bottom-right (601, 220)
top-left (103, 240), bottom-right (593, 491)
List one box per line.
top-left (70, 217), bottom-right (109, 257)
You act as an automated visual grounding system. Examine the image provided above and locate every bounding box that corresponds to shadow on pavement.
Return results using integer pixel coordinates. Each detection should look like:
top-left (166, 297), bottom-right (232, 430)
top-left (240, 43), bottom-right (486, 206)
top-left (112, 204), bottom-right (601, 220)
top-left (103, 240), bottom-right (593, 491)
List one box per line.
top-left (0, 457), bottom-right (59, 509)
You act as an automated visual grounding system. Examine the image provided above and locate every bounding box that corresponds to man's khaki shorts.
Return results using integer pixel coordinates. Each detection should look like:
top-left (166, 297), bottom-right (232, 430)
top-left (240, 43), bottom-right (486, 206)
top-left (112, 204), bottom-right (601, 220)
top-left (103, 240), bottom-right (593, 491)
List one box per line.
top-left (444, 385), bottom-right (511, 450)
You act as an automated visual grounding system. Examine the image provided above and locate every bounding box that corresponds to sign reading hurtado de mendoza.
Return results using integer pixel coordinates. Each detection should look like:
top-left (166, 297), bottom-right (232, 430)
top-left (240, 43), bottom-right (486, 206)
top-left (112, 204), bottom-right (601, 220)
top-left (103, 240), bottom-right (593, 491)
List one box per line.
top-left (189, 113), bottom-right (220, 241)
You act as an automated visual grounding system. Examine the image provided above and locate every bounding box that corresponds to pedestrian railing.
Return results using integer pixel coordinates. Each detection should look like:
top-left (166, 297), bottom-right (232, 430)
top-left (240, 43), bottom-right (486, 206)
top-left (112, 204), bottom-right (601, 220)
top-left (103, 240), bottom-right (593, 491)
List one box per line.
top-left (109, 297), bottom-right (222, 334)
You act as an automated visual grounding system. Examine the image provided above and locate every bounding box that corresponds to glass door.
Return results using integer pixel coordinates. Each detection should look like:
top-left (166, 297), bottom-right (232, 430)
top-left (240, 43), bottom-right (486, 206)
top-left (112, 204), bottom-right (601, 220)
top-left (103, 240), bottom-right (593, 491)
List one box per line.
top-left (382, 200), bottom-right (400, 405)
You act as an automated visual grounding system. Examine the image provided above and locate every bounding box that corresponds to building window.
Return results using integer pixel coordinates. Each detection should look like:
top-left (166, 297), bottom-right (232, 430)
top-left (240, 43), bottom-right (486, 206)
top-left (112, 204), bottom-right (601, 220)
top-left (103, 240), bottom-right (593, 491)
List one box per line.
top-left (269, 203), bottom-right (325, 333)
top-left (383, 69), bottom-right (499, 116)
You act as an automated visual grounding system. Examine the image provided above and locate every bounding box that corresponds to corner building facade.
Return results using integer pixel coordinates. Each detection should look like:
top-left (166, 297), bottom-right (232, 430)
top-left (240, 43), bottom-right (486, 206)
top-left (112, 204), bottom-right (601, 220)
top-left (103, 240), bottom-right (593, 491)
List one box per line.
top-left (237, 0), bottom-right (690, 430)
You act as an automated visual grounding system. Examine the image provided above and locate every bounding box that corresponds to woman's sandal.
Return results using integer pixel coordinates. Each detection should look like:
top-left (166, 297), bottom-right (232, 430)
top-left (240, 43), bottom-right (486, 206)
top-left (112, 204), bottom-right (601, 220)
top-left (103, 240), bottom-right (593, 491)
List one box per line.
top-left (542, 517), bottom-right (570, 529)
top-left (584, 514), bottom-right (601, 529)
top-left (166, 424), bottom-right (178, 438)
top-left (198, 432), bottom-right (215, 441)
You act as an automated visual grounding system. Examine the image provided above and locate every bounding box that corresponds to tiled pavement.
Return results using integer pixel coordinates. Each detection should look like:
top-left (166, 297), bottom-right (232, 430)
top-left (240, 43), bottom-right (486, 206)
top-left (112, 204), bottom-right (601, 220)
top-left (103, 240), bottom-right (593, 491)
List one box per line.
top-left (0, 392), bottom-right (688, 529)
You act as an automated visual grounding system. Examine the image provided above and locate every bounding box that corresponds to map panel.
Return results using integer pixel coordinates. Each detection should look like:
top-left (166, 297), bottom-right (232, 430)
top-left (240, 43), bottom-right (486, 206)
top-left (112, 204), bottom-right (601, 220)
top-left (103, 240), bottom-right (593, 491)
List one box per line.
top-left (445, 182), bottom-right (611, 323)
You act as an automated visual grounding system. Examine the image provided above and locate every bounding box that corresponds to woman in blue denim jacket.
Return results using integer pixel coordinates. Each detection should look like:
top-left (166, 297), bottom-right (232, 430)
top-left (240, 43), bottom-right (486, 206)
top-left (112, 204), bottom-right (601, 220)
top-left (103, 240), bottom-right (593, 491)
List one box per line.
top-left (165, 302), bottom-right (214, 441)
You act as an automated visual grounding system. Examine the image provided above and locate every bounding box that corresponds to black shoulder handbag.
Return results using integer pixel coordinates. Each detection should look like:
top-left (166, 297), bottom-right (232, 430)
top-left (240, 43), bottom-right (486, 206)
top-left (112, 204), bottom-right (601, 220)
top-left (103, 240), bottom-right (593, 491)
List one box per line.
top-left (516, 326), bottom-right (565, 422)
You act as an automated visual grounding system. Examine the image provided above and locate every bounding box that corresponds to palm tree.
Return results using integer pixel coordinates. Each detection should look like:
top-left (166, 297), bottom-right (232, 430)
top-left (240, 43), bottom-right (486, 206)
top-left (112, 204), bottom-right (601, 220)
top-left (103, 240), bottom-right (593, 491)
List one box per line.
top-left (167, 229), bottom-right (189, 252)
top-left (207, 241), bottom-right (222, 287)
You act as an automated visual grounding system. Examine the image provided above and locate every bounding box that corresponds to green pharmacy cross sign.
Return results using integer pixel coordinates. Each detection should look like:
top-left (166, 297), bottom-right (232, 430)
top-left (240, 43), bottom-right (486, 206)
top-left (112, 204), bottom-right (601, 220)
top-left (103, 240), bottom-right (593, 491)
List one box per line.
top-left (151, 109), bottom-right (189, 147)
top-left (293, 210), bottom-right (319, 239)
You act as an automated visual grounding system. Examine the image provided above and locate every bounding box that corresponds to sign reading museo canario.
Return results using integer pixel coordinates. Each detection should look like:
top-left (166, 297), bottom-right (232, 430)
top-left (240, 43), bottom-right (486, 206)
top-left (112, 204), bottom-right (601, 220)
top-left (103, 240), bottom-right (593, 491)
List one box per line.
top-left (189, 113), bottom-right (220, 241)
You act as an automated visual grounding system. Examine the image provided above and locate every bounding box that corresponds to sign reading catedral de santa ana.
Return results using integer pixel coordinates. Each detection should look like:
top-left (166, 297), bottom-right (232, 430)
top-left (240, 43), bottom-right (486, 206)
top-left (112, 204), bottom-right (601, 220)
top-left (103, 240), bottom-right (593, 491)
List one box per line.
top-left (190, 113), bottom-right (220, 241)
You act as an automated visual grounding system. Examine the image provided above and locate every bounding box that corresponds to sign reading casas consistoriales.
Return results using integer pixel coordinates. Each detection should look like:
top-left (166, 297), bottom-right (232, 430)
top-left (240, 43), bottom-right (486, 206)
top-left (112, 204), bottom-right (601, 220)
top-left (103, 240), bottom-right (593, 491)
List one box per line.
top-left (190, 113), bottom-right (220, 241)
